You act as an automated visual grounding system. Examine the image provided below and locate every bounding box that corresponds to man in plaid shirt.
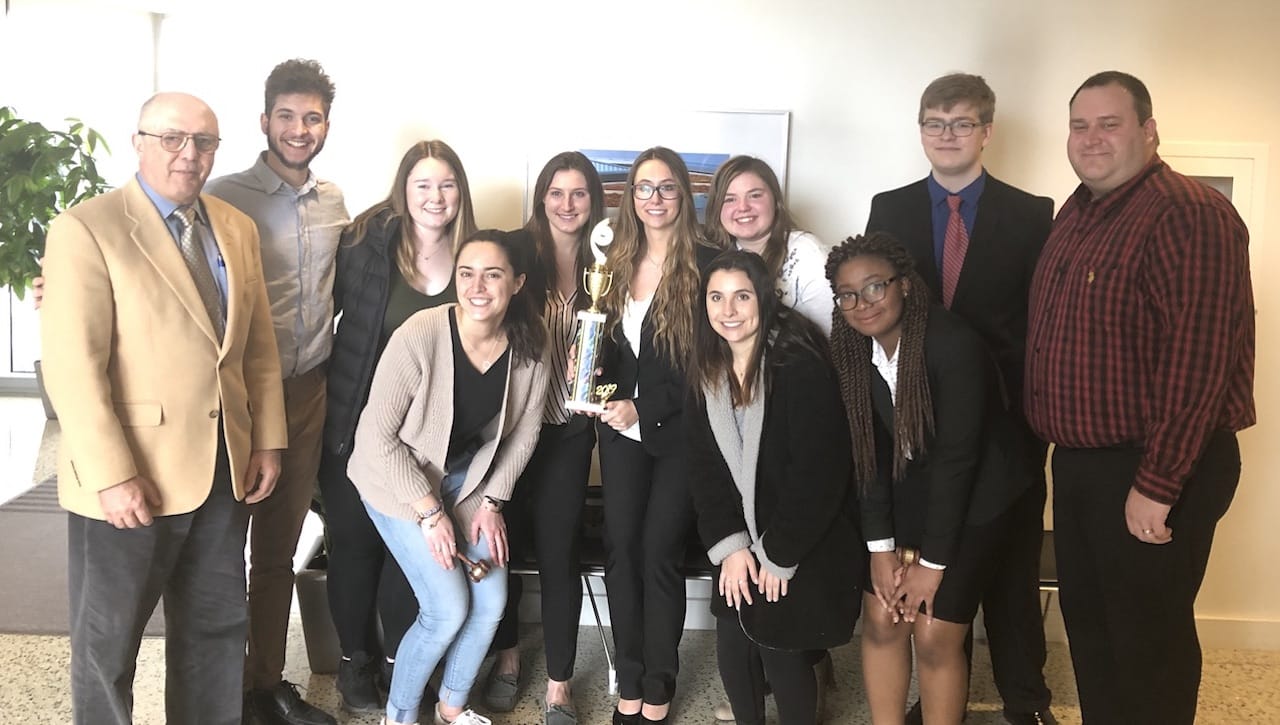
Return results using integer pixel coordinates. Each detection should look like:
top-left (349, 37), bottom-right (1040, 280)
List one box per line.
top-left (1026, 71), bottom-right (1255, 725)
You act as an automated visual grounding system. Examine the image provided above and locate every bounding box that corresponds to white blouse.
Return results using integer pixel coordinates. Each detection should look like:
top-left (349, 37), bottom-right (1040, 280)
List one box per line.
top-left (617, 293), bottom-right (653, 442)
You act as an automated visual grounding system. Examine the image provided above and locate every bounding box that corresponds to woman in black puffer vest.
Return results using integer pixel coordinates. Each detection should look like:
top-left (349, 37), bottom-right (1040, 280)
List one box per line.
top-left (318, 139), bottom-right (477, 713)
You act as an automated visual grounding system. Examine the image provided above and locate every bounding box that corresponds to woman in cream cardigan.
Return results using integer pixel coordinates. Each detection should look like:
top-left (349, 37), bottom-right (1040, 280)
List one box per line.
top-left (347, 229), bottom-right (549, 725)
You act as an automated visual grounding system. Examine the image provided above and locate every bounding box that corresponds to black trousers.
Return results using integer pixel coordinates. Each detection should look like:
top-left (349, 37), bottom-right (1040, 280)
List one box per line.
top-left (976, 467), bottom-right (1052, 713)
top-left (69, 437), bottom-right (247, 725)
top-left (1053, 431), bottom-right (1240, 725)
top-left (598, 433), bottom-right (693, 704)
top-left (318, 446), bottom-right (418, 660)
top-left (716, 616), bottom-right (818, 725)
top-left (493, 421), bottom-right (595, 681)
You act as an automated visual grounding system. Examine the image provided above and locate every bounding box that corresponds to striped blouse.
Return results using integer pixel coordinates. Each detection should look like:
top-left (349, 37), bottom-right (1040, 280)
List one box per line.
top-left (542, 288), bottom-right (578, 425)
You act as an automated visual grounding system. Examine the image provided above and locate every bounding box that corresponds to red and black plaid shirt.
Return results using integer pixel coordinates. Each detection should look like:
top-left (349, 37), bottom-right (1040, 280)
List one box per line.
top-left (1026, 155), bottom-right (1255, 505)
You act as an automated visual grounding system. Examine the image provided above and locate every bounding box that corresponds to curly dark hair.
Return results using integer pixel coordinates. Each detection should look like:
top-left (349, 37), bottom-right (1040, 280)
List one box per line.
top-left (264, 58), bottom-right (336, 116)
top-left (825, 232), bottom-right (933, 491)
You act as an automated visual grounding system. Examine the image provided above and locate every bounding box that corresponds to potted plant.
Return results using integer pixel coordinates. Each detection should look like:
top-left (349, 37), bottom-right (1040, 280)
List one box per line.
top-left (0, 106), bottom-right (112, 416)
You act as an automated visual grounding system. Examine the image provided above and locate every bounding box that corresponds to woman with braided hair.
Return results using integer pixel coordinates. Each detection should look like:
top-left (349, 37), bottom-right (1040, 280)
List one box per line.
top-left (826, 232), bottom-right (1031, 724)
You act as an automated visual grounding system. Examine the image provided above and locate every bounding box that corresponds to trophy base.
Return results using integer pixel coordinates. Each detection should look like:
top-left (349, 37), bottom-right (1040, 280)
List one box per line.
top-left (566, 399), bottom-right (607, 415)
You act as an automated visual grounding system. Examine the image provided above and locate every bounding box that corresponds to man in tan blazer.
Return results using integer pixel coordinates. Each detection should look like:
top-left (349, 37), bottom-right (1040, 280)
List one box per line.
top-left (40, 91), bottom-right (288, 725)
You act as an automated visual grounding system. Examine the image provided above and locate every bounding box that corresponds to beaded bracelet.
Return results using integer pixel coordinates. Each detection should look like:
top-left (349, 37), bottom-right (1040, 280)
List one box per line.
top-left (414, 503), bottom-right (443, 527)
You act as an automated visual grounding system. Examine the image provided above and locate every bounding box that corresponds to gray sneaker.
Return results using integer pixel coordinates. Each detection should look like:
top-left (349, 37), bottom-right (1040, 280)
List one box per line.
top-left (545, 702), bottom-right (578, 725)
top-left (481, 666), bottom-right (519, 712)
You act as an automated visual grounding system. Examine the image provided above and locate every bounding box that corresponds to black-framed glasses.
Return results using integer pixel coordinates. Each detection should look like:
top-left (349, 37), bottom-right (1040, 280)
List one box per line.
top-left (632, 182), bottom-right (681, 201)
top-left (919, 119), bottom-right (984, 137)
top-left (834, 277), bottom-right (897, 311)
top-left (137, 130), bottom-right (221, 154)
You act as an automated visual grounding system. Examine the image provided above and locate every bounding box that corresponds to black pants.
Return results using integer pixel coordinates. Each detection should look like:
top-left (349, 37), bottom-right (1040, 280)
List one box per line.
top-left (318, 446), bottom-right (417, 660)
top-left (493, 421), bottom-right (595, 681)
top-left (977, 468), bottom-right (1052, 714)
top-left (69, 437), bottom-right (247, 725)
top-left (598, 433), bottom-right (693, 704)
top-left (1053, 431), bottom-right (1240, 725)
top-left (716, 616), bottom-right (818, 725)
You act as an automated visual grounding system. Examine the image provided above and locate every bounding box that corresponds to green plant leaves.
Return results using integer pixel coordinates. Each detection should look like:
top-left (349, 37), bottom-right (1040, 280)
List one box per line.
top-left (0, 106), bottom-right (112, 293)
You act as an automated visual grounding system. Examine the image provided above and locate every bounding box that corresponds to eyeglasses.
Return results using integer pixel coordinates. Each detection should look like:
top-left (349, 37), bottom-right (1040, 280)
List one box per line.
top-left (137, 130), bottom-right (221, 154)
top-left (834, 277), bottom-right (897, 311)
top-left (632, 182), bottom-right (681, 201)
top-left (919, 119), bottom-right (984, 137)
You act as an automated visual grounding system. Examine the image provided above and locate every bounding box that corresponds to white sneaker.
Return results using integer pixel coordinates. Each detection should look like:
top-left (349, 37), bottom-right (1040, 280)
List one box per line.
top-left (435, 707), bottom-right (492, 725)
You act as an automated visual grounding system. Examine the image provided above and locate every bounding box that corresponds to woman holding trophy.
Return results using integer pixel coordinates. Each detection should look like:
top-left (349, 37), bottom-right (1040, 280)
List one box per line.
top-left (346, 229), bottom-right (549, 725)
top-left (593, 146), bottom-right (717, 724)
top-left (484, 151), bottom-right (607, 725)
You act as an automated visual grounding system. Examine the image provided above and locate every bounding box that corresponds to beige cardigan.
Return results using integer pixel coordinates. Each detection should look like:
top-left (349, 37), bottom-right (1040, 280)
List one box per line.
top-left (346, 304), bottom-right (549, 529)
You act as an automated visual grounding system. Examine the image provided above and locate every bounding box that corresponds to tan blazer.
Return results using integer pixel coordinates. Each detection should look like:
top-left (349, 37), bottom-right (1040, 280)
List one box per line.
top-left (40, 178), bottom-right (288, 520)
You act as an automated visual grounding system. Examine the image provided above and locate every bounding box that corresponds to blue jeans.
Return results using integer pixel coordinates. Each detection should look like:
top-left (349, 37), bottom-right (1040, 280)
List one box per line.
top-left (364, 459), bottom-right (507, 723)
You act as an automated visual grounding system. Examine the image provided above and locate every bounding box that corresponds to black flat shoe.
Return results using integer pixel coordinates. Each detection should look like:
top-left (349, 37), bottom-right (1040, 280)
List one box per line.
top-left (612, 708), bottom-right (641, 725)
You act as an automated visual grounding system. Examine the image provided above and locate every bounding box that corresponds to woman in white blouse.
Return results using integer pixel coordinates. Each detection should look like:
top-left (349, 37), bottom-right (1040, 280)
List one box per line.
top-left (704, 155), bottom-right (833, 335)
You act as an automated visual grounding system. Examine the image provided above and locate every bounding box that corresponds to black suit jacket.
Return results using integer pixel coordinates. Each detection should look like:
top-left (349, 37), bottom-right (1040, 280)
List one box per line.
top-left (596, 243), bottom-right (719, 456)
top-left (687, 349), bottom-right (861, 649)
top-left (866, 174), bottom-right (1052, 411)
top-left (863, 309), bottom-right (1031, 566)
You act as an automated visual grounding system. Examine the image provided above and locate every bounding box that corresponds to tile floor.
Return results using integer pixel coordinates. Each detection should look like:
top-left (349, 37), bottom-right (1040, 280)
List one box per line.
top-left (4, 615), bottom-right (1280, 724)
top-left (3, 394), bottom-right (1280, 723)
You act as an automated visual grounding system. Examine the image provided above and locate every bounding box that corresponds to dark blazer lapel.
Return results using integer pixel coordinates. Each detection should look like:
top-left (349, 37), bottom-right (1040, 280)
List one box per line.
top-left (122, 180), bottom-right (219, 345)
top-left (902, 181), bottom-right (942, 300)
top-left (961, 179), bottom-right (1007, 306)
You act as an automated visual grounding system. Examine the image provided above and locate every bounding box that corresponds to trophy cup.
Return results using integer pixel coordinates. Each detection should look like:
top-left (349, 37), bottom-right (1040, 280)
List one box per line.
top-left (566, 218), bottom-right (619, 413)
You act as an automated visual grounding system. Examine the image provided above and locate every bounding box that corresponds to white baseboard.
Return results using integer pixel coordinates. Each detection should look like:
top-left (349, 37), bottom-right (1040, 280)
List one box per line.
top-left (1192, 616), bottom-right (1280, 650)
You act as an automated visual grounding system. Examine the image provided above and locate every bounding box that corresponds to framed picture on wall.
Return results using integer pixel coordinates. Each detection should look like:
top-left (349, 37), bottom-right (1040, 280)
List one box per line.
top-left (524, 109), bottom-right (791, 224)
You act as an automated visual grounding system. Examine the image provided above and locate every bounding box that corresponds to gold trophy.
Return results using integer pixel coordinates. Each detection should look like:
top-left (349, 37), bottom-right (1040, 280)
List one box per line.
top-left (566, 219), bottom-right (618, 413)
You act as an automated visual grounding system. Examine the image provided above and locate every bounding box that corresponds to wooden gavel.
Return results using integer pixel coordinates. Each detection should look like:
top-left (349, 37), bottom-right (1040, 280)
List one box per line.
top-left (456, 553), bottom-right (492, 583)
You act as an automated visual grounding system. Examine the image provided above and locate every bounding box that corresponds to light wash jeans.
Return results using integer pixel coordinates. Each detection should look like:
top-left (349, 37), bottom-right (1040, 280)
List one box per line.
top-left (364, 458), bottom-right (507, 723)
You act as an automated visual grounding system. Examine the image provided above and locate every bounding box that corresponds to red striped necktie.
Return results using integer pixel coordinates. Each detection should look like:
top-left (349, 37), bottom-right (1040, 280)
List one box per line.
top-left (941, 194), bottom-right (969, 309)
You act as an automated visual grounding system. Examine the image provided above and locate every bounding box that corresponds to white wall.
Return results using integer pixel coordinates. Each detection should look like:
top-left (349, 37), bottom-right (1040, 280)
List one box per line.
top-left (3, 0), bottom-right (1277, 647)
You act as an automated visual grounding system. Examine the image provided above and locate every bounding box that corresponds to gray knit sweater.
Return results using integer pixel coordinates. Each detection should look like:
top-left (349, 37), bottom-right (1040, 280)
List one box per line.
top-left (346, 304), bottom-right (549, 530)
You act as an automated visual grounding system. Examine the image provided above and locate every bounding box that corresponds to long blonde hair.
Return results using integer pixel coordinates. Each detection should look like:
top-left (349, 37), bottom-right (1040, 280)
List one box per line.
top-left (601, 146), bottom-right (706, 367)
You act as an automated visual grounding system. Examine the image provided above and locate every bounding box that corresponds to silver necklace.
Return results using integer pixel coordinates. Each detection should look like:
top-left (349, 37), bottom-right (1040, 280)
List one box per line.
top-left (418, 240), bottom-right (447, 263)
top-left (464, 333), bottom-right (504, 369)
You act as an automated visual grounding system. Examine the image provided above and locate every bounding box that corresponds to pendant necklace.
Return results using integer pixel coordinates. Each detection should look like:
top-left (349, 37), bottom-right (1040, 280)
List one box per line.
top-left (465, 333), bottom-right (503, 370)
top-left (418, 239), bottom-right (447, 264)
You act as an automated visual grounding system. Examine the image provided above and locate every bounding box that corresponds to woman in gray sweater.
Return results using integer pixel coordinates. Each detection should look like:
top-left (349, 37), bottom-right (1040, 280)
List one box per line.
top-left (347, 229), bottom-right (549, 725)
